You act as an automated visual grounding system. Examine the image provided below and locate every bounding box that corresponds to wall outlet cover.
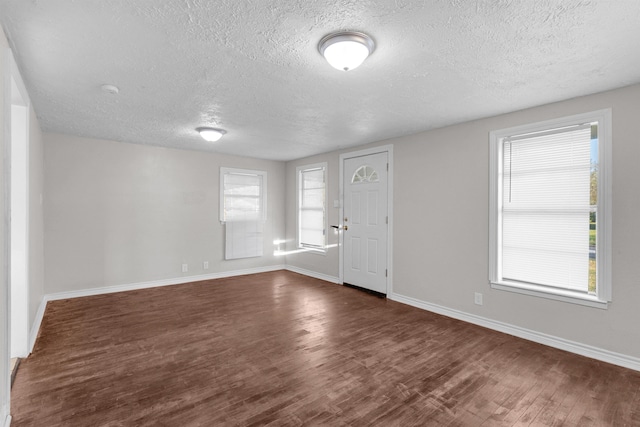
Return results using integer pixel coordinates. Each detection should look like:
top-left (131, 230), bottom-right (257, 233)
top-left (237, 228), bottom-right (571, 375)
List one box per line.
top-left (474, 292), bottom-right (483, 306)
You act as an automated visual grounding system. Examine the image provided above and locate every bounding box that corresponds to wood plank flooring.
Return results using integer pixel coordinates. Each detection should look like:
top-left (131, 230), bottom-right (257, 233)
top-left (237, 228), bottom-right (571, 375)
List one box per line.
top-left (11, 271), bottom-right (640, 426)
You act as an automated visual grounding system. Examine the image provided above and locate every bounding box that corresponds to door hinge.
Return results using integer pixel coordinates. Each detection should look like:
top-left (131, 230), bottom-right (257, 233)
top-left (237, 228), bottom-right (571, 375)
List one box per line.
top-left (385, 269), bottom-right (388, 277)
top-left (387, 163), bottom-right (389, 171)
top-left (386, 216), bottom-right (388, 224)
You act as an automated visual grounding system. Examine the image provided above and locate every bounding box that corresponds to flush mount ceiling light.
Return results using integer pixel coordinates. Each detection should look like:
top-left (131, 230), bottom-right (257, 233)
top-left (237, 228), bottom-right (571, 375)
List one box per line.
top-left (101, 84), bottom-right (119, 95)
top-left (197, 127), bottom-right (227, 142)
top-left (318, 31), bottom-right (375, 71)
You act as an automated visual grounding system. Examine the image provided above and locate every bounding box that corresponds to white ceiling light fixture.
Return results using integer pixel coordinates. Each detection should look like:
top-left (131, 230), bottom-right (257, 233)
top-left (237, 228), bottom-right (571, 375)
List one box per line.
top-left (318, 31), bottom-right (375, 72)
top-left (197, 127), bottom-right (227, 142)
top-left (101, 84), bottom-right (119, 95)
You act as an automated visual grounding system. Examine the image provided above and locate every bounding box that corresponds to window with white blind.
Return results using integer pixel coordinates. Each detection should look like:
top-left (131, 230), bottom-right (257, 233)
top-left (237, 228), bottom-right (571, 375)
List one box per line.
top-left (489, 110), bottom-right (611, 308)
top-left (220, 167), bottom-right (267, 222)
top-left (297, 163), bottom-right (327, 252)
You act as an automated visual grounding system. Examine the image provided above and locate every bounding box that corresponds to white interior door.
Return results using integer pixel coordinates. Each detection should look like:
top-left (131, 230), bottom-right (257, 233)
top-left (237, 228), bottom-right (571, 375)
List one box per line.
top-left (343, 152), bottom-right (388, 294)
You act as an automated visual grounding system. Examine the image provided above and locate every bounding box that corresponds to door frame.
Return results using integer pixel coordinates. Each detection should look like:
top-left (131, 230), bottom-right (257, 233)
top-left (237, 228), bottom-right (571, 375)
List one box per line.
top-left (7, 49), bottom-right (30, 359)
top-left (339, 145), bottom-right (393, 295)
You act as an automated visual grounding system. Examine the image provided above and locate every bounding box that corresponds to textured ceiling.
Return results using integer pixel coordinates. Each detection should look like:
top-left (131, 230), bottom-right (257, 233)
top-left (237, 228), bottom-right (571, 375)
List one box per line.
top-left (1, 0), bottom-right (640, 161)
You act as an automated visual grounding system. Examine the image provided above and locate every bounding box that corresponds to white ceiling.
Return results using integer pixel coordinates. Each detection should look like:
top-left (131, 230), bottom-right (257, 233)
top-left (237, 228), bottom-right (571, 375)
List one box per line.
top-left (1, 0), bottom-right (639, 161)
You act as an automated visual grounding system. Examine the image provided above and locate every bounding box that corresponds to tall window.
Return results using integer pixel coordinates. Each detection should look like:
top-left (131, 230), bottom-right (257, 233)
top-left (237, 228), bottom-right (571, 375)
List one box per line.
top-left (220, 167), bottom-right (267, 222)
top-left (297, 163), bottom-right (327, 251)
top-left (489, 110), bottom-right (611, 308)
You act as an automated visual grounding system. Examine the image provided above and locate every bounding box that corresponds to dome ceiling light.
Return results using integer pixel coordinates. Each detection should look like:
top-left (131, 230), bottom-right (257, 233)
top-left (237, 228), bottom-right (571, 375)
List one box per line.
top-left (101, 84), bottom-right (119, 95)
top-left (197, 127), bottom-right (227, 142)
top-left (318, 31), bottom-right (375, 72)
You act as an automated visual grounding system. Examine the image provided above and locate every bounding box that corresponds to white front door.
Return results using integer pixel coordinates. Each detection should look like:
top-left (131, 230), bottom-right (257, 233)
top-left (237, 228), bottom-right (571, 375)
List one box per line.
top-left (343, 152), bottom-right (388, 294)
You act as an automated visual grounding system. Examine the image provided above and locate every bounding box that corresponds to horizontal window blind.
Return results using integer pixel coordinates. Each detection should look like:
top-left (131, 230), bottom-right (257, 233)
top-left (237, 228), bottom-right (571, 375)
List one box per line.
top-left (502, 125), bottom-right (591, 292)
top-left (223, 172), bottom-right (263, 222)
top-left (300, 167), bottom-right (325, 248)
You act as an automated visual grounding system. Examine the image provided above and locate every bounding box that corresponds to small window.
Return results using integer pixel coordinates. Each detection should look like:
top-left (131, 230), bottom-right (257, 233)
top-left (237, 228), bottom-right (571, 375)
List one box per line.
top-left (220, 167), bottom-right (267, 222)
top-left (352, 165), bottom-right (379, 184)
top-left (297, 163), bottom-right (327, 252)
top-left (489, 109), bottom-right (611, 308)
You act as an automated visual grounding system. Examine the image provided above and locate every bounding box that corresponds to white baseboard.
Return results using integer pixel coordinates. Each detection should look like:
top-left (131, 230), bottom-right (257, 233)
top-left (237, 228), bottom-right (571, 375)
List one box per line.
top-left (285, 265), bottom-right (341, 284)
top-left (389, 292), bottom-right (640, 372)
top-left (29, 296), bottom-right (48, 353)
top-left (29, 266), bottom-right (285, 352)
top-left (45, 265), bottom-right (286, 302)
top-left (32, 266), bottom-right (639, 372)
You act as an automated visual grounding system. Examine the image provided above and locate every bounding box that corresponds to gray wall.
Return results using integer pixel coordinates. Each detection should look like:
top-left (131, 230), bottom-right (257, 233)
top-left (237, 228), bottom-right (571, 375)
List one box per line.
top-left (43, 133), bottom-right (286, 294)
top-left (286, 83), bottom-right (640, 359)
top-left (284, 153), bottom-right (341, 278)
top-left (28, 103), bottom-right (44, 341)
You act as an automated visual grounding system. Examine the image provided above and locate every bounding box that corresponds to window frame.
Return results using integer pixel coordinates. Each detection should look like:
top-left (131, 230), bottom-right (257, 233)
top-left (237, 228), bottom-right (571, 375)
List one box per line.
top-left (219, 167), bottom-right (267, 223)
top-left (489, 109), bottom-right (612, 309)
top-left (297, 162), bottom-right (328, 254)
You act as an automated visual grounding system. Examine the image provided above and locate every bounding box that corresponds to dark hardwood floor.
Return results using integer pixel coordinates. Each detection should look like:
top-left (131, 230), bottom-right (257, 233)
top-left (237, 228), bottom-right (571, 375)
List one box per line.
top-left (11, 271), bottom-right (640, 426)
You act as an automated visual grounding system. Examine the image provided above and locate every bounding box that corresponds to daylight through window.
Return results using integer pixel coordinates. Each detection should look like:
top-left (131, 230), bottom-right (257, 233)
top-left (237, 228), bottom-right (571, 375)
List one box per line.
top-left (298, 163), bottom-right (327, 251)
top-left (220, 167), bottom-right (267, 222)
top-left (489, 110), bottom-right (611, 307)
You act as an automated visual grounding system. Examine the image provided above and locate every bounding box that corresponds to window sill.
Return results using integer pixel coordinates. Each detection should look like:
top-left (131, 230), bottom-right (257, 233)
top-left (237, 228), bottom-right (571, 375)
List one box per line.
top-left (298, 246), bottom-right (327, 256)
top-left (490, 281), bottom-right (609, 309)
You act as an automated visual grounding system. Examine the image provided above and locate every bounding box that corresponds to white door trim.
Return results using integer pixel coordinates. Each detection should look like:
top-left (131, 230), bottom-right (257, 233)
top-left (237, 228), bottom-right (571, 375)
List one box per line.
top-left (339, 145), bottom-right (393, 295)
top-left (8, 49), bottom-right (30, 359)
top-left (1, 47), bottom-right (10, 427)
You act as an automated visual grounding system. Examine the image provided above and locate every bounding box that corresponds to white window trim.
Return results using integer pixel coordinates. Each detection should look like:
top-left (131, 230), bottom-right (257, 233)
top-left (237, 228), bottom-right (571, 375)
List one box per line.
top-left (489, 109), bottom-right (612, 309)
top-left (219, 167), bottom-right (267, 223)
top-left (296, 162), bottom-right (327, 254)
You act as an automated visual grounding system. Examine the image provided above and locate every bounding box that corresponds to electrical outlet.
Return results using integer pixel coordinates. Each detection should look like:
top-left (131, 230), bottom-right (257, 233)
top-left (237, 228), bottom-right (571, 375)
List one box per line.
top-left (203, 261), bottom-right (209, 270)
top-left (474, 292), bottom-right (483, 306)
top-left (182, 263), bottom-right (188, 273)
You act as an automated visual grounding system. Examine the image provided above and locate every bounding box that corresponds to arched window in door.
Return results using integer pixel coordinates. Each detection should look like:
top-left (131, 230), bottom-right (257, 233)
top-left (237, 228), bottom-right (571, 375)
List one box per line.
top-left (351, 165), bottom-right (379, 184)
